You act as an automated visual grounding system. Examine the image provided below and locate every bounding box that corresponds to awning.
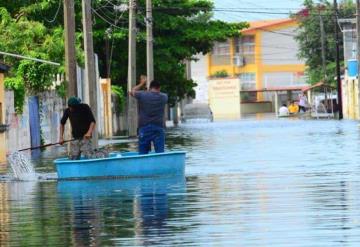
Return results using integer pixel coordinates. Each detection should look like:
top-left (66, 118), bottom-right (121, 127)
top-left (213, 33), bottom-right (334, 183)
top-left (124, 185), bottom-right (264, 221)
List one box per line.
top-left (302, 82), bottom-right (336, 92)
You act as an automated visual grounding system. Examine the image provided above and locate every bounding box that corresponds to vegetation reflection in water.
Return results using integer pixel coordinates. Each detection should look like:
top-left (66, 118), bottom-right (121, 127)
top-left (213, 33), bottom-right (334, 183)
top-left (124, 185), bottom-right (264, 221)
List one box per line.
top-left (2, 118), bottom-right (360, 245)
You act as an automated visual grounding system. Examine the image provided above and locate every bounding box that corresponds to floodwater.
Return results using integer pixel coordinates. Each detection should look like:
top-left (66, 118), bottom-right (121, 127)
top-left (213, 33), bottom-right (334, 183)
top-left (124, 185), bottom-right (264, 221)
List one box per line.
top-left (2, 116), bottom-right (360, 246)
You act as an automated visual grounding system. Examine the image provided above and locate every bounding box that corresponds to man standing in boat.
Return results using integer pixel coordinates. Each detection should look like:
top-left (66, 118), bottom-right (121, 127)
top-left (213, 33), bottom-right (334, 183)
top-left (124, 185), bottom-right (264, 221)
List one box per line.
top-left (59, 97), bottom-right (96, 159)
top-left (130, 76), bottom-right (168, 154)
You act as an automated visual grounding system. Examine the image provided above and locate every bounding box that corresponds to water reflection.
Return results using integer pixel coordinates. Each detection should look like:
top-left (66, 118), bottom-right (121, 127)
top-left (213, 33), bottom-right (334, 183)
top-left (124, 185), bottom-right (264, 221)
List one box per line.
top-left (4, 119), bottom-right (360, 245)
top-left (57, 176), bottom-right (186, 246)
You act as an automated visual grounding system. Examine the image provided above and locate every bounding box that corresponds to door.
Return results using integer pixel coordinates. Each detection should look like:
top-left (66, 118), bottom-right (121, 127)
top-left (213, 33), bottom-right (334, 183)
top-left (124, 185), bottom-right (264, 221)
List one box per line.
top-left (28, 96), bottom-right (41, 156)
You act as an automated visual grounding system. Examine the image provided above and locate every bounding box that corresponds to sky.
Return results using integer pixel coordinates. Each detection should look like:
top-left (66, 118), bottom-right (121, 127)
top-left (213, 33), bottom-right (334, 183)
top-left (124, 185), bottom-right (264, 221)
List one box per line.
top-left (213, 0), bottom-right (305, 22)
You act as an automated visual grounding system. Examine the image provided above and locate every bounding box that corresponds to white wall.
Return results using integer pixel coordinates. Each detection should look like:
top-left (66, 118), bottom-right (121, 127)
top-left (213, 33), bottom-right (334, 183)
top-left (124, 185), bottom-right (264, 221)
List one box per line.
top-left (262, 26), bottom-right (304, 65)
top-left (5, 91), bottom-right (31, 152)
top-left (39, 91), bottom-right (64, 145)
top-left (191, 54), bottom-right (209, 103)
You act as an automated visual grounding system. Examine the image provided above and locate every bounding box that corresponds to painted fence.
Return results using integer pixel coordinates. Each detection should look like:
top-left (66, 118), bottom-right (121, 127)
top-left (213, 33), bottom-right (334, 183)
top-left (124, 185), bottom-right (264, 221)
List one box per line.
top-left (5, 91), bottom-right (31, 153)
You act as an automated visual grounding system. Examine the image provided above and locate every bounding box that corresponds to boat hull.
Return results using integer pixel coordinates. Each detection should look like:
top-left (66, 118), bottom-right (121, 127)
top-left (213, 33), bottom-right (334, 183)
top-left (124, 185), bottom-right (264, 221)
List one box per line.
top-left (54, 151), bottom-right (186, 180)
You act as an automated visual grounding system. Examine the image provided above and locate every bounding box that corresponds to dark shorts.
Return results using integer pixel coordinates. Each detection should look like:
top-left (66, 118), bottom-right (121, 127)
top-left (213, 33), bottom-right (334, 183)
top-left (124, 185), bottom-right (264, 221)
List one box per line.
top-left (138, 124), bottom-right (165, 155)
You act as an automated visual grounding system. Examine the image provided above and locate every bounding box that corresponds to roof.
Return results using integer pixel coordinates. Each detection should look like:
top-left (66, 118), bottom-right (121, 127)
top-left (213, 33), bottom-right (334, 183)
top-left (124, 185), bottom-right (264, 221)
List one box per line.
top-left (0, 63), bottom-right (10, 73)
top-left (241, 85), bottom-right (307, 93)
top-left (242, 18), bottom-right (296, 34)
top-left (302, 82), bottom-right (336, 92)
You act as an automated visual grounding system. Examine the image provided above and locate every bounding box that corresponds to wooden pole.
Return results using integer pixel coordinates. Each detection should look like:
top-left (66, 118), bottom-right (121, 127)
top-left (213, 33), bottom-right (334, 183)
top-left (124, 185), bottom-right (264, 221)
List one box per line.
top-left (146, 0), bottom-right (154, 88)
top-left (320, 14), bottom-right (327, 81)
top-left (82, 0), bottom-right (98, 147)
top-left (127, 0), bottom-right (138, 137)
top-left (64, 0), bottom-right (78, 97)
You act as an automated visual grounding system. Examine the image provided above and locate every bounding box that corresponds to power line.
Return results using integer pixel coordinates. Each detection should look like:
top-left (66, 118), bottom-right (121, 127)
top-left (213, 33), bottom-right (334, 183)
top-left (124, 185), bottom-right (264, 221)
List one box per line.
top-left (44, 0), bottom-right (62, 23)
top-left (92, 8), bottom-right (127, 30)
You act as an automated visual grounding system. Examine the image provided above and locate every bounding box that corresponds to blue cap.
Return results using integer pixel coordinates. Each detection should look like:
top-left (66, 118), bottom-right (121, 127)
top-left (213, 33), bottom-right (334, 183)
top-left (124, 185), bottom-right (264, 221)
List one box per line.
top-left (67, 96), bottom-right (81, 106)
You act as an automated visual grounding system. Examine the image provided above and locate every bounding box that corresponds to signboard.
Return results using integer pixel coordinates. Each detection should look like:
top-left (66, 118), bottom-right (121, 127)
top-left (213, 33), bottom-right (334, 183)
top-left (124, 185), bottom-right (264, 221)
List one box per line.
top-left (208, 78), bottom-right (241, 120)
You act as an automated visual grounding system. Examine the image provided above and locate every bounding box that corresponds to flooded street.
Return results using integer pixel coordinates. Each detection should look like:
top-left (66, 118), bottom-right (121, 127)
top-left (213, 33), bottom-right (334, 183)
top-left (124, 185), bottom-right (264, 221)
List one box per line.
top-left (2, 117), bottom-right (360, 246)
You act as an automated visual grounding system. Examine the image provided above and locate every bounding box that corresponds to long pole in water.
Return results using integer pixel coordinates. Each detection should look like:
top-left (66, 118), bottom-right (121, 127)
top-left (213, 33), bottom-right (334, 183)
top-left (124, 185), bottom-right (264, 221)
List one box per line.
top-left (17, 140), bottom-right (74, 152)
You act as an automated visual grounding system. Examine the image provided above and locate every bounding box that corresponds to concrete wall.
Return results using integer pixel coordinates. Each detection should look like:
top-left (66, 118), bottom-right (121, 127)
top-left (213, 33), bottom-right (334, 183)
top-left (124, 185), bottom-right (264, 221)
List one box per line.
top-left (111, 94), bottom-right (127, 135)
top-left (263, 72), bottom-right (306, 88)
top-left (5, 91), bottom-right (64, 153)
top-left (240, 102), bottom-right (272, 114)
top-left (38, 91), bottom-right (64, 145)
top-left (5, 91), bottom-right (31, 153)
top-left (342, 76), bottom-right (360, 120)
top-left (192, 54), bottom-right (209, 103)
top-left (0, 74), bottom-right (6, 166)
top-left (262, 26), bottom-right (303, 65)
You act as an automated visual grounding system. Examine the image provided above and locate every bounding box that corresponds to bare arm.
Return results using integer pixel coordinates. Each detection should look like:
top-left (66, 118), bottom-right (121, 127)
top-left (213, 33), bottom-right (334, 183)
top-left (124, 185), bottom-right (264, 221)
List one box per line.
top-left (130, 76), bottom-right (147, 96)
top-left (59, 124), bottom-right (65, 144)
top-left (84, 122), bottom-right (96, 139)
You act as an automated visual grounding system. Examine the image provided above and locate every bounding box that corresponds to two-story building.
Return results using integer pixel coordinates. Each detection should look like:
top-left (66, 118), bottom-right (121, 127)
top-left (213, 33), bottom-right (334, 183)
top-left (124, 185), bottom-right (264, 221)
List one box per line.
top-left (191, 18), bottom-right (307, 119)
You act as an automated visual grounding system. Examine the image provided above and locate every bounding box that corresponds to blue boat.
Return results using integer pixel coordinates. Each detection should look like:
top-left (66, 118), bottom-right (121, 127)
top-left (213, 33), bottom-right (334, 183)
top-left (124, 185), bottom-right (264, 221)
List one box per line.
top-left (54, 151), bottom-right (186, 180)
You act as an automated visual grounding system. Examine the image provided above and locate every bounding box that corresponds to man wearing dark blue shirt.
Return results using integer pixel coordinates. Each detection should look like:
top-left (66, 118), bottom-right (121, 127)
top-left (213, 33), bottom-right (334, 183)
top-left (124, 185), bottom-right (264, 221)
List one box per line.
top-left (131, 77), bottom-right (168, 154)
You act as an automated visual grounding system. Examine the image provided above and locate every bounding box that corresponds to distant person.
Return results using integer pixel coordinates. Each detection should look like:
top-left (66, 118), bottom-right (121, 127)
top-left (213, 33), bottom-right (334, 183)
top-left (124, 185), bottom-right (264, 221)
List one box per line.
top-left (298, 93), bottom-right (308, 113)
top-left (279, 104), bottom-right (289, 117)
top-left (59, 97), bottom-right (96, 160)
top-left (288, 101), bottom-right (299, 114)
top-left (130, 77), bottom-right (168, 154)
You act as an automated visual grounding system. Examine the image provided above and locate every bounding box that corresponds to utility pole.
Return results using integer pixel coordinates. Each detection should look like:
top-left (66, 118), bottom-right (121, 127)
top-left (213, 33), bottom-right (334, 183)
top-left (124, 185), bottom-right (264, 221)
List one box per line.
top-left (63, 0), bottom-right (77, 97)
top-left (127, 0), bottom-right (138, 137)
top-left (319, 14), bottom-right (327, 81)
top-left (105, 28), bottom-right (111, 78)
top-left (334, 0), bottom-right (343, 119)
top-left (146, 0), bottom-right (154, 87)
top-left (82, 0), bottom-right (98, 146)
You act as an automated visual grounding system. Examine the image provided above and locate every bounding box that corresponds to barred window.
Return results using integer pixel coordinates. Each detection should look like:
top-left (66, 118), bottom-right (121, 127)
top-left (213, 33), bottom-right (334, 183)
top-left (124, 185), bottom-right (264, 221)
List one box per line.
top-left (235, 36), bottom-right (255, 64)
top-left (211, 40), bottom-right (231, 65)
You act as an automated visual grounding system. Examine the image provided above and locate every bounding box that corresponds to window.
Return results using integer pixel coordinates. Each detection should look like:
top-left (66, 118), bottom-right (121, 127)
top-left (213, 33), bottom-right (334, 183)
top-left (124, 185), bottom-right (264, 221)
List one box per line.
top-left (239, 73), bottom-right (256, 102)
top-left (211, 40), bottom-right (231, 65)
top-left (239, 73), bottom-right (256, 90)
top-left (212, 41), bottom-right (230, 55)
top-left (235, 36), bottom-right (255, 64)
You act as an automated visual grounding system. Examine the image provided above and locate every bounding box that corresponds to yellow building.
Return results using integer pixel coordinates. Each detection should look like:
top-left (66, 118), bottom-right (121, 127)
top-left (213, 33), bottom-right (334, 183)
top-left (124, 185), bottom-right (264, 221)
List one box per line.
top-left (208, 18), bottom-right (306, 103)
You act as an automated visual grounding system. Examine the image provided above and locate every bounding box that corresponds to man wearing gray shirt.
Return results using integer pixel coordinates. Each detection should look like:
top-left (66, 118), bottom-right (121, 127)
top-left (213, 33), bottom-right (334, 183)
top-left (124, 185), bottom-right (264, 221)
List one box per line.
top-left (131, 77), bottom-right (168, 154)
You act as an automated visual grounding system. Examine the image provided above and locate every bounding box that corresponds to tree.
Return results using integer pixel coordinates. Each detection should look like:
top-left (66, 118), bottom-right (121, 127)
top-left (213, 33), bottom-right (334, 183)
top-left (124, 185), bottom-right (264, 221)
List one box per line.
top-left (294, 0), bottom-right (355, 85)
top-left (92, 0), bottom-right (247, 105)
top-left (1, 0), bottom-right (247, 105)
top-left (0, 7), bottom-right (64, 112)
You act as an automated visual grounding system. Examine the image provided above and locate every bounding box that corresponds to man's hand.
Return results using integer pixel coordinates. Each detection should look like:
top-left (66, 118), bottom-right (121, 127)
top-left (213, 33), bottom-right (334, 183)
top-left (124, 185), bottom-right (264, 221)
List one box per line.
top-left (131, 75), bottom-right (147, 96)
top-left (59, 137), bottom-right (64, 145)
top-left (84, 132), bottom-right (92, 139)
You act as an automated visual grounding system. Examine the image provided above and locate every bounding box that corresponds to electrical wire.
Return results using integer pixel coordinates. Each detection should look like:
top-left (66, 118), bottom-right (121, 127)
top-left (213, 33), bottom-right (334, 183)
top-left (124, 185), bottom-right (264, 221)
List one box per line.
top-left (44, 0), bottom-right (62, 23)
top-left (92, 8), bottom-right (127, 30)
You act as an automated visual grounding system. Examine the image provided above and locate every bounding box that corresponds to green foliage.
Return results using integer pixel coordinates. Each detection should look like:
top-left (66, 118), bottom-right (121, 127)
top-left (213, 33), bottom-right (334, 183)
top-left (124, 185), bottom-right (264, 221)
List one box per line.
top-left (212, 70), bottom-right (229, 78)
top-left (294, 0), bottom-right (355, 86)
top-left (4, 77), bottom-right (25, 114)
top-left (111, 85), bottom-right (126, 113)
top-left (17, 59), bottom-right (56, 93)
top-left (55, 81), bottom-right (67, 98)
top-left (0, 7), bottom-right (64, 113)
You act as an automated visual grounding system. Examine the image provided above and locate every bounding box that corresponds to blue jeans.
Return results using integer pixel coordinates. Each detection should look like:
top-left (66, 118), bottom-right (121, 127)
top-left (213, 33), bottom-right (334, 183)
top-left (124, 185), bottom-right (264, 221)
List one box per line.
top-left (138, 124), bottom-right (165, 154)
